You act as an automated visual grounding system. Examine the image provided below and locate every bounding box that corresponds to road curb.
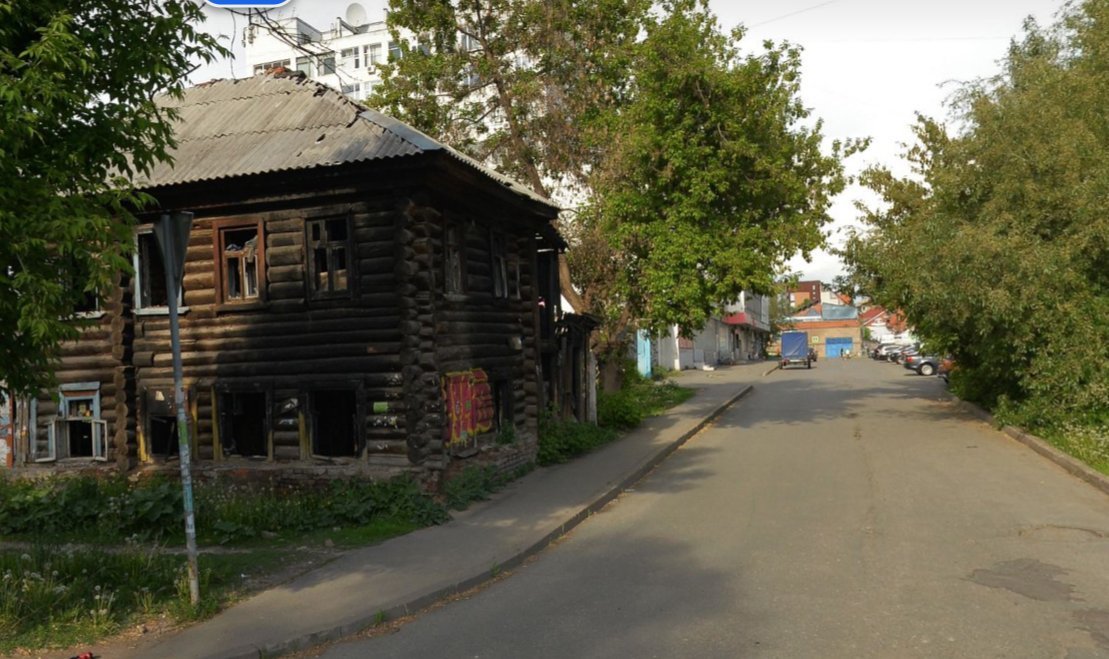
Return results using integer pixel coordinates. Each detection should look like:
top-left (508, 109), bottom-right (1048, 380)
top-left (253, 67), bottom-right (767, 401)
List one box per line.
top-left (761, 364), bottom-right (780, 377)
top-left (953, 399), bottom-right (1109, 499)
top-left (223, 383), bottom-right (757, 659)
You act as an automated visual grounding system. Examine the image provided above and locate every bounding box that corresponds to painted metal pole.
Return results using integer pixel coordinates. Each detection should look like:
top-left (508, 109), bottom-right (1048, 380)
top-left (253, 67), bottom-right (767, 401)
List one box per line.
top-left (154, 212), bottom-right (199, 606)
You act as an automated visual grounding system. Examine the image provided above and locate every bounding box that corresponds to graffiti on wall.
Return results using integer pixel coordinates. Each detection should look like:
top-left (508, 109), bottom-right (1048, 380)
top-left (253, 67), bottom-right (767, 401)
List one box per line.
top-left (0, 398), bottom-right (12, 469)
top-left (442, 369), bottom-right (495, 446)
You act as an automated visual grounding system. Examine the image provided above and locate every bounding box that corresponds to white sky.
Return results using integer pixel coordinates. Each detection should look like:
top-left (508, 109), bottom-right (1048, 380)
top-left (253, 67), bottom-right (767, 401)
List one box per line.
top-left (193, 0), bottom-right (1065, 284)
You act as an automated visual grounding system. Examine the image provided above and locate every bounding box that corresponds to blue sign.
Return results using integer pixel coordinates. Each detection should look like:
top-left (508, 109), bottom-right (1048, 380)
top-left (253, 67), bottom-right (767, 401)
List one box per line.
top-left (206, 0), bottom-right (292, 7)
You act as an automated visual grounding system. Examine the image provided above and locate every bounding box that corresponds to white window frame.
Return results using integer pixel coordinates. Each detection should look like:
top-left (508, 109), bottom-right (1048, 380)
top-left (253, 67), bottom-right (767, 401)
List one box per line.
top-left (365, 43), bottom-right (382, 66)
top-left (39, 383), bottom-right (106, 462)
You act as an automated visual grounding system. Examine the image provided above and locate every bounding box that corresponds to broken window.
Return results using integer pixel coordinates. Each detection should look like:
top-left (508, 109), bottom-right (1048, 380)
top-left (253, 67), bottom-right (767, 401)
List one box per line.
top-left (40, 385), bottom-right (106, 462)
top-left (508, 251), bottom-right (521, 299)
top-left (495, 380), bottom-right (514, 430)
top-left (134, 230), bottom-right (179, 310)
top-left (306, 217), bottom-right (351, 297)
top-left (491, 232), bottom-right (508, 298)
top-left (144, 388), bottom-right (179, 461)
top-left (445, 223), bottom-right (465, 294)
top-left (218, 224), bottom-right (262, 303)
top-left (219, 391), bottom-right (268, 458)
top-left (310, 390), bottom-right (358, 458)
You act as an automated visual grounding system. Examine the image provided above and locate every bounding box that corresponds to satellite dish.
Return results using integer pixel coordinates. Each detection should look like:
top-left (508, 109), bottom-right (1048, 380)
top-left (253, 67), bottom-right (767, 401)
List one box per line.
top-left (346, 2), bottom-right (368, 26)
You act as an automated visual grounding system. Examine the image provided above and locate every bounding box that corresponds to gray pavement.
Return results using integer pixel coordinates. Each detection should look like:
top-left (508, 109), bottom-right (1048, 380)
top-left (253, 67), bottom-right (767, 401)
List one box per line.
top-left (312, 359), bottom-right (1109, 659)
top-left (93, 361), bottom-right (764, 659)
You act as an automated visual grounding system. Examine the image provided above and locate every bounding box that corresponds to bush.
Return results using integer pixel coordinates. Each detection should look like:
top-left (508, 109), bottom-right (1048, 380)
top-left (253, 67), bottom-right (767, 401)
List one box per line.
top-left (537, 413), bottom-right (617, 465)
top-left (597, 390), bottom-right (643, 429)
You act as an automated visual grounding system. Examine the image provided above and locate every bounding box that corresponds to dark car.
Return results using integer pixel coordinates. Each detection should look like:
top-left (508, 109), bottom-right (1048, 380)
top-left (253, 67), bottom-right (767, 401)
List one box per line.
top-left (903, 352), bottom-right (939, 376)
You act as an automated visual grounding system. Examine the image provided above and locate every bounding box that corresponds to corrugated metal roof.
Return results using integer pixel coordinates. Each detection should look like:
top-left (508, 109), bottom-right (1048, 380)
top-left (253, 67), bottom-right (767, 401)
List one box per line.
top-left (134, 74), bottom-right (555, 211)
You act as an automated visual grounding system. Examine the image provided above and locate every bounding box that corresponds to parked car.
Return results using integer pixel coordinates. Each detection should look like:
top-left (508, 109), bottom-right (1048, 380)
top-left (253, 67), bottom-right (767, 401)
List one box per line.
top-left (903, 353), bottom-right (940, 376)
top-left (890, 347), bottom-right (914, 364)
top-left (872, 343), bottom-right (898, 359)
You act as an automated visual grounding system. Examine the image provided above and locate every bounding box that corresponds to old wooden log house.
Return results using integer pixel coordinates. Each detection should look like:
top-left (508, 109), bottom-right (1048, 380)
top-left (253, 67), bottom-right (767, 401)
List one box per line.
top-left (10, 72), bottom-right (591, 484)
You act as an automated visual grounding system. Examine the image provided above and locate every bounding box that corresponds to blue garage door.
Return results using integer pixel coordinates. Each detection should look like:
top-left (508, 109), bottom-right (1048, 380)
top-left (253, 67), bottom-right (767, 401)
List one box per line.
top-left (825, 337), bottom-right (853, 358)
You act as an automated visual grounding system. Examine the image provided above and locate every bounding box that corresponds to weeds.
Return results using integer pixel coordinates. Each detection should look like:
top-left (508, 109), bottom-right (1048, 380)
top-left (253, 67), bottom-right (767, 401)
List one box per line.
top-left (0, 475), bottom-right (448, 546)
top-left (0, 543), bottom-right (239, 653)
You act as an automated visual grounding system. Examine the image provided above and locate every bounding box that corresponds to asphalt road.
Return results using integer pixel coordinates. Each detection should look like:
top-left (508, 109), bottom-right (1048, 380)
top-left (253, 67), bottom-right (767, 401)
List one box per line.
top-left (317, 360), bottom-right (1109, 658)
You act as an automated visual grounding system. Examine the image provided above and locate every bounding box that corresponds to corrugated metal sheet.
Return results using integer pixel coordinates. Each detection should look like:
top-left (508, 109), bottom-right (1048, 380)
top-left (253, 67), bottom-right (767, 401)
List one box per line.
top-left (134, 74), bottom-right (555, 211)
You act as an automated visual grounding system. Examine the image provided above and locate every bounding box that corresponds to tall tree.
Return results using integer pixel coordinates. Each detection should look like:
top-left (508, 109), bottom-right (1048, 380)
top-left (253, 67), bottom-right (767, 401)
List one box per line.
top-left (577, 0), bottom-right (861, 376)
top-left (378, 0), bottom-right (861, 387)
top-left (840, 0), bottom-right (1109, 431)
top-left (374, 0), bottom-right (650, 309)
top-left (0, 1), bottom-right (225, 396)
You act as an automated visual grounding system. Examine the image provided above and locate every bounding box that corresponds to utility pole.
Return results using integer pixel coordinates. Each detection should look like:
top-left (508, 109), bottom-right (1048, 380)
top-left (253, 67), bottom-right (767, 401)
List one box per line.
top-left (153, 211), bottom-right (200, 606)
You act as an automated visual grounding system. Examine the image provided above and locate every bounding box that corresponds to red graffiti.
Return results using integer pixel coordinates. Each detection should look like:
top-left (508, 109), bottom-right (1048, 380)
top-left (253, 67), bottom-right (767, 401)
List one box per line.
top-left (443, 369), bottom-right (495, 446)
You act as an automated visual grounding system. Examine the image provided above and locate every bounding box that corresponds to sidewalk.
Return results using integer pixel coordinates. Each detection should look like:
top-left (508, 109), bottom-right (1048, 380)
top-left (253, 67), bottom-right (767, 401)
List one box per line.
top-left (101, 364), bottom-right (763, 659)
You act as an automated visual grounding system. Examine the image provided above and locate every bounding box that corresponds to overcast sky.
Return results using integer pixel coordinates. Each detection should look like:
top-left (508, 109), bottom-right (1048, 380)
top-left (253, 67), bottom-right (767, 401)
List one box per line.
top-left (194, 0), bottom-right (1065, 284)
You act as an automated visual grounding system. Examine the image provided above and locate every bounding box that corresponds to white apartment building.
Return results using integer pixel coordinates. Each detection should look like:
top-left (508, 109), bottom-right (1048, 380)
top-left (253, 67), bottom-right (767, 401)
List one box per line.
top-left (243, 5), bottom-right (410, 102)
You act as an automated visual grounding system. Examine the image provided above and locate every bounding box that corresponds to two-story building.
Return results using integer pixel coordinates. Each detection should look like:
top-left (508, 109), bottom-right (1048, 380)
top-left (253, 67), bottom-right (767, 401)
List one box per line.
top-left (7, 72), bottom-right (569, 484)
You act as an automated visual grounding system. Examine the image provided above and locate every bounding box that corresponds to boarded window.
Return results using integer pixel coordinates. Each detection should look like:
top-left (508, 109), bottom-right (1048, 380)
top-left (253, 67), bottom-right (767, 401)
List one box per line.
top-left (218, 225), bottom-right (262, 303)
top-left (310, 390), bottom-right (358, 458)
top-left (219, 391), bottom-right (268, 458)
top-left (307, 217), bottom-right (351, 297)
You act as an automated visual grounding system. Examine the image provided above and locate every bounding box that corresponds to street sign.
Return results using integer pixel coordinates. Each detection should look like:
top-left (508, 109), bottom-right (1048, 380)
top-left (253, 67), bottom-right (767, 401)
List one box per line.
top-left (153, 212), bottom-right (193, 291)
top-left (153, 211), bottom-right (200, 606)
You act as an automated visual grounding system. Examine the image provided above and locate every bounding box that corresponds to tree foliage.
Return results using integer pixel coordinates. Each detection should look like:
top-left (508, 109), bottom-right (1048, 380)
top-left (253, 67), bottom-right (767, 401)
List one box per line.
top-left (378, 0), bottom-right (860, 378)
top-left (0, 1), bottom-right (225, 396)
top-left (840, 0), bottom-right (1109, 430)
top-left (578, 0), bottom-right (860, 354)
top-left (374, 0), bottom-right (649, 197)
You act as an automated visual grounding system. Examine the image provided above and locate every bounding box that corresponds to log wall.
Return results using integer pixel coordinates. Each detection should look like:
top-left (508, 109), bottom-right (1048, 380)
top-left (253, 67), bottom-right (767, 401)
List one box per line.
top-left (24, 161), bottom-right (557, 481)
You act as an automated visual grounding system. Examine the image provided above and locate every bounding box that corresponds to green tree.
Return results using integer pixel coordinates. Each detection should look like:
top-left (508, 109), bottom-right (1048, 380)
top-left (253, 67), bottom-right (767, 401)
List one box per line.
top-left (374, 0), bottom-right (650, 309)
top-left (378, 0), bottom-right (861, 388)
top-left (578, 0), bottom-right (861, 378)
top-left (0, 1), bottom-right (225, 396)
top-left (840, 0), bottom-right (1109, 430)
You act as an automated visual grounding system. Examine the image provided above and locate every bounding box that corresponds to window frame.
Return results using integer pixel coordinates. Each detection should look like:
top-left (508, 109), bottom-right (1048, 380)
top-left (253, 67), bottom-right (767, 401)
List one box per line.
top-left (365, 43), bottom-right (382, 67)
top-left (39, 382), bottom-right (105, 462)
top-left (216, 387), bottom-right (272, 460)
top-left (490, 231), bottom-right (508, 299)
top-left (133, 226), bottom-right (185, 315)
top-left (305, 215), bottom-right (354, 299)
top-left (212, 218), bottom-right (266, 307)
top-left (253, 59), bottom-right (290, 75)
top-left (444, 222), bottom-right (466, 295)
